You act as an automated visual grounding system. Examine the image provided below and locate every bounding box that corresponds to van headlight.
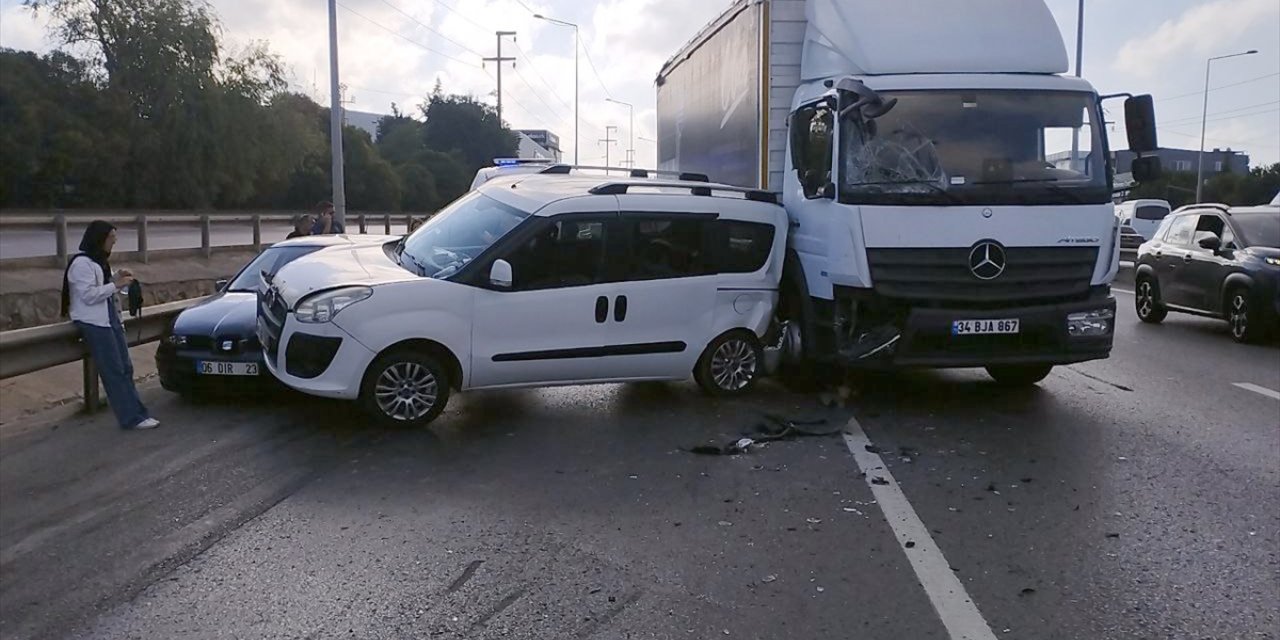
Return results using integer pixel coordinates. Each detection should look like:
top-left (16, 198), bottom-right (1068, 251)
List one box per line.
top-left (295, 286), bottom-right (373, 323)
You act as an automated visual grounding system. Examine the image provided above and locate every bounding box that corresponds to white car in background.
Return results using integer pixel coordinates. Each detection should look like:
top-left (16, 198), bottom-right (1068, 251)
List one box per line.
top-left (469, 158), bottom-right (557, 190)
top-left (1115, 199), bottom-right (1171, 241)
top-left (259, 173), bottom-right (789, 427)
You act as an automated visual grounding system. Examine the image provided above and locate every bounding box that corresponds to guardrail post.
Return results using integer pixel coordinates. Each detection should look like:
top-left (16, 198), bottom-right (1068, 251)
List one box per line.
top-left (358, 214), bottom-right (367, 234)
top-left (252, 214), bottom-right (262, 252)
top-left (404, 214), bottom-right (412, 232)
top-left (200, 215), bottom-right (211, 258)
top-left (55, 214), bottom-right (69, 268)
top-left (384, 214), bottom-right (391, 235)
top-left (136, 215), bottom-right (149, 264)
top-left (82, 357), bottom-right (100, 412)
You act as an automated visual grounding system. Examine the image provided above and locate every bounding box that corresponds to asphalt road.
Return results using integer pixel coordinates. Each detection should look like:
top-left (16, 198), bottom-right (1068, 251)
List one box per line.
top-left (0, 222), bottom-right (413, 260)
top-left (1, 291), bottom-right (1277, 639)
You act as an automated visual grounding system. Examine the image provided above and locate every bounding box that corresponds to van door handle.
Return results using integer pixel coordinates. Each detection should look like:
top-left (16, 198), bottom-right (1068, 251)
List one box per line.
top-left (614, 295), bottom-right (628, 322)
top-left (595, 296), bottom-right (608, 323)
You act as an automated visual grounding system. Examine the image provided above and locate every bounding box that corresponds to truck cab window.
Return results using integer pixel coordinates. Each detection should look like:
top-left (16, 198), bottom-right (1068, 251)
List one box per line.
top-left (791, 104), bottom-right (833, 199)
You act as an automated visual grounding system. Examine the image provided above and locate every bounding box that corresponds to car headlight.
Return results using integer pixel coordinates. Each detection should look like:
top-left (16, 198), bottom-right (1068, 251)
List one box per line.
top-left (1067, 308), bottom-right (1114, 337)
top-left (295, 286), bottom-right (373, 323)
top-left (1265, 257), bottom-right (1280, 267)
top-left (166, 334), bottom-right (189, 346)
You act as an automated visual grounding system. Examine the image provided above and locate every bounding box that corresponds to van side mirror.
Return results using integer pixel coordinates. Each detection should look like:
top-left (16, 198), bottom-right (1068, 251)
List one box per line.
top-left (1125, 95), bottom-right (1158, 153)
top-left (1131, 156), bottom-right (1161, 183)
top-left (489, 259), bottom-right (513, 289)
top-left (215, 278), bottom-right (229, 292)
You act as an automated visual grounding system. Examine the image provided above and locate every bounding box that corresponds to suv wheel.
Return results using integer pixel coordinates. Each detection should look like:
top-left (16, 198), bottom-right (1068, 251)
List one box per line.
top-left (1135, 277), bottom-right (1167, 323)
top-left (696, 332), bottom-right (762, 396)
top-left (361, 349), bottom-right (451, 428)
top-left (985, 364), bottom-right (1053, 387)
top-left (1227, 288), bottom-right (1262, 343)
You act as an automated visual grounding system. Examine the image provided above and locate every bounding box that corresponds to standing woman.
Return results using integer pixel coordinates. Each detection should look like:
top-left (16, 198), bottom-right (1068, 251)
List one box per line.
top-left (60, 221), bottom-right (159, 430)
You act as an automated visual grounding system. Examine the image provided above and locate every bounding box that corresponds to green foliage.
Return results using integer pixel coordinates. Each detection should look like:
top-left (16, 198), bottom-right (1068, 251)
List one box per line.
top-left (1128, 166), bottom-right (1280, 208)
top-left (2, 0), bottom-right (503, 213)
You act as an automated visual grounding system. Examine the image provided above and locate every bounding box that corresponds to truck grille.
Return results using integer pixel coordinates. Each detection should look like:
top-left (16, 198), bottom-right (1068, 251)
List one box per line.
top-left (867, 246), bottom-right (1099, 306)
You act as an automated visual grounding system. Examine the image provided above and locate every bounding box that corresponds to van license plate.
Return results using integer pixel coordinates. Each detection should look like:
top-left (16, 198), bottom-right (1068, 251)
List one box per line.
top-left (197, 361), bottom-right (258, 376)
top-left (952, 319), bottom-right (1020, 335)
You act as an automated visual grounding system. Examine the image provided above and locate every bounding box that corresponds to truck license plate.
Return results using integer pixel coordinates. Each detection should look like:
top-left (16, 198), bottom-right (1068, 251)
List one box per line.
top-left (197, 361), bottom-right (258, 376)
top-left (952, 319), bottom-right (1020, 335)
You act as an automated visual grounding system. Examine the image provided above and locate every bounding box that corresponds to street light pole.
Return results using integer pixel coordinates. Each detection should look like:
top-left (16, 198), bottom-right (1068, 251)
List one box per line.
top-left (327, 0), bottom-right (347, 226)
top-left (1197, 49), bottom-right (1257, 203)
top-left (606, 98), bottom-right (633, 167)
top-left (1069, 0), bottom-right (1083, 172)
top-left (535, 14), bottom-right (579, 165)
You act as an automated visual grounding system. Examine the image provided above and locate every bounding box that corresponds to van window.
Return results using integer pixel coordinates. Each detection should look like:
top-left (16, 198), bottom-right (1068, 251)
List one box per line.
top-left (503, 217), bottom-right (613, 290)
top-left (1135, 204), bottom-right (1169, 221)
top-left (717, 221), bottom-right (775, 273)
top-left (624, 217), bottom-right (708, 280)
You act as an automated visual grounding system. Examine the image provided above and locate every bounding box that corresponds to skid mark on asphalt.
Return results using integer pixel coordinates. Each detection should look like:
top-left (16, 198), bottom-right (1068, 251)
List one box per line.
top-left (843, 416), bottom-right (998, 640)
top-left (1233, 382), bottom-right (1280, 401)
top-left (1067, 367), bottom-right (1135, 392)
top-left (470, 586), bottom-right (528, 630)
top-left (446, 559), bottom-right (484, 593)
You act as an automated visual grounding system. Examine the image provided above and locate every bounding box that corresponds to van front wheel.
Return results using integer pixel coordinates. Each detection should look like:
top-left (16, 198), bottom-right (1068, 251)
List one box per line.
top-left (360, 349), bottom-right (451, 428)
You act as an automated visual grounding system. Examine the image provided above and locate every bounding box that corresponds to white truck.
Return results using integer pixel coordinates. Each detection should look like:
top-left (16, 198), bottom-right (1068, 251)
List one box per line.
top-left (656, 0), bottom-right (1161, 385)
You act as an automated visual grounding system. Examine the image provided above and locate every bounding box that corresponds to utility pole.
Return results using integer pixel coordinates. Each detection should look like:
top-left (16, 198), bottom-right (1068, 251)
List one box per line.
top-left (483, 31), bottom-right (517, 124)
top-left (327, 0), bottom-right (347, 225)
top-left (1197, 49), bottom-right (1257, 202)
top-left (599, 126), bottom-right (618, 173)
top-left (605, 98), bottom-right (634, 168)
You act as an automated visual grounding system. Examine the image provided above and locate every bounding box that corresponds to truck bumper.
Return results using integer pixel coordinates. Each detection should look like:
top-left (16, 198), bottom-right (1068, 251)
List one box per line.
top-left (881, 295), bottom-right (1116, 368)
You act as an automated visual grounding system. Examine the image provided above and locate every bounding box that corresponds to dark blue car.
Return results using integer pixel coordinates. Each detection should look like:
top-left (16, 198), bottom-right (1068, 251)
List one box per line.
top-left (157, 235), bottom-right (396, 396)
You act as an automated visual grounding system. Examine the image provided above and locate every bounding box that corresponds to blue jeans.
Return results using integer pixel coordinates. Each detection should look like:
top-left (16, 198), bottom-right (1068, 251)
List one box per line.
top-left (75, 306), bottom-right (150, 428)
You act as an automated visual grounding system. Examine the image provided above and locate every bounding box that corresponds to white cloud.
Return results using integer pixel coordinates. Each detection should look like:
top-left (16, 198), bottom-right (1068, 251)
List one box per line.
top-left (0, 2), bottom-right (55, 53)
top-left (1114, 0), bottom-right (1279, 77)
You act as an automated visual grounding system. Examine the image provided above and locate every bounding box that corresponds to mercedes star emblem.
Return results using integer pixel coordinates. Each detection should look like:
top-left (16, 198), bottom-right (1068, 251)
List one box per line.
top-left (968, 241), bottom-right (1006, 280)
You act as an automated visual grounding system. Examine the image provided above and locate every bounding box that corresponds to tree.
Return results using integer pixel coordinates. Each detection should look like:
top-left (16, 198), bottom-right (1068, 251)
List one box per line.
top-left (1128, 165), bottom-right (1280, 208)
top-left (421, 93), bottom-right (516, 180)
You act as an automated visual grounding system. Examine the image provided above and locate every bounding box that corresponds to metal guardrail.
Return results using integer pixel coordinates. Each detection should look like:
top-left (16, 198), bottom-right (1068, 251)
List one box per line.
top-left (0, 297), bottom-right (205, 411)
top-left (0, 210), bottom-right (426, 266)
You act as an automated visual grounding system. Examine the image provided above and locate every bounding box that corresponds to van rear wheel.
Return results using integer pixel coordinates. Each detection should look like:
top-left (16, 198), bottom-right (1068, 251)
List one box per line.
top-left (696, 332), bottom-right (762, 396)
top-left (360, 349), bottom-right (451, 428)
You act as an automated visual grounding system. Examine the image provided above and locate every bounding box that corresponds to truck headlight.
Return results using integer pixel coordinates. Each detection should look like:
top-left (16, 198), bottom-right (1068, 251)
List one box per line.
top-left (295, 286), bottom-right (373, 323)
top-left (1066, 308), bottom-right (1114, 337)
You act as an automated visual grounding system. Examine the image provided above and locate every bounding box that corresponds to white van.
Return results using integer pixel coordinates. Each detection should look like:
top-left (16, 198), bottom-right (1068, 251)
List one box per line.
top-left (1115, 199), bottom-right (1171, 241)
top-left (469, 158), bottom-right (557, 190)
top-left (259, 174), bottom-right (789, 427)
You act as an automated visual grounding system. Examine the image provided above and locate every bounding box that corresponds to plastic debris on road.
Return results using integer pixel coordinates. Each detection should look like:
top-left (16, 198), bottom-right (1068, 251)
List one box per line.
top-left (687, 414), bottom-right (840, 456)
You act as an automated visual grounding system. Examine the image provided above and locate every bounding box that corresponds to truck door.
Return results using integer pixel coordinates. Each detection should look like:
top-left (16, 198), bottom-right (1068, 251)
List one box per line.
top-left (785, 100), bottom-right (843, 298)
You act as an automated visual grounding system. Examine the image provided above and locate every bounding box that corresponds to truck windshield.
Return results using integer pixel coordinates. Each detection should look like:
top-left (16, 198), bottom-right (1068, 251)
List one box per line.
top-left (399, 192), bottom-right (529, 278)
top-left (839, 90), bottom-right (1109, 206)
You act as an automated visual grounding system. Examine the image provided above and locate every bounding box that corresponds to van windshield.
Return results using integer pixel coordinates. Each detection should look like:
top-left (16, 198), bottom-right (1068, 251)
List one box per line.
top-left (398, 192), bottom-right (529, 278)
top-left (839, 89), bottom-right (1110, 206)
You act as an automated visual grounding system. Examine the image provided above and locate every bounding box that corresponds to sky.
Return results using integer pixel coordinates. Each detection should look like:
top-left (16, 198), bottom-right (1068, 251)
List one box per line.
top-left (2, 0), bottom-right (1278, 169)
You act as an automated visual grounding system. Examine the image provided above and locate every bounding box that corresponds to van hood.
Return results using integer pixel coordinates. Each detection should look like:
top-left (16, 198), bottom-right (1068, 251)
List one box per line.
top-left (272, 240), bottom-right (416, 307)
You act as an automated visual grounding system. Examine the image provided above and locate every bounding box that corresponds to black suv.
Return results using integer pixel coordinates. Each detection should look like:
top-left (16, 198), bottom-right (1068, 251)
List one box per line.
top-left (1133, 203), bottom-right (1280, 342)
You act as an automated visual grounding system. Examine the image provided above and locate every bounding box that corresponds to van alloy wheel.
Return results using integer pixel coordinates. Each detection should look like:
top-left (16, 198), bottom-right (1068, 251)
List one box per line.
top-left (1228, 292), bottom-right (1253, 343)
top-left (374, 362), bottom-right (439, 422)
top-left (710, 337), bottom-right (758, 392)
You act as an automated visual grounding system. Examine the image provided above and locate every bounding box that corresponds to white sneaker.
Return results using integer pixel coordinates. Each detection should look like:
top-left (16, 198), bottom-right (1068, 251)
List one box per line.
top-left (132, 418), bottom-right (160, 430)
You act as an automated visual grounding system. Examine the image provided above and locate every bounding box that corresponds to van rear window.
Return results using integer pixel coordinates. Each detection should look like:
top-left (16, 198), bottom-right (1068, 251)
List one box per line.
top-left (1135, 205), bottom-right (1169, 221)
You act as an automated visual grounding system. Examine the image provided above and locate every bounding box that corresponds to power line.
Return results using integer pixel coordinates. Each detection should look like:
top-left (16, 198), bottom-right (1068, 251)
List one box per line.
top-left (336, 1), bottom-right (483, 69)
top-left (511, 42), bottom-right (574, 112)
top-left (374, 0), bottom-right (485, 58)
top-left (510, 67), bottom-right (573, 128)
top-left (420, 0), bottom-right (489, 36)
top-left (1159, 100), bottom-right (1280, 126)
top-left (1162, 72), bottom-right (1280, 101)
top-left (1158, 126), bottom-right (1280, 150)
top-left (579, 37), bottom-right (612, 98)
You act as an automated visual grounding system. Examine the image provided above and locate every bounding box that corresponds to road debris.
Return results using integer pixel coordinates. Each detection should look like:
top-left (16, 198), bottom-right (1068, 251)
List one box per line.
top-left (806, 517), bottom-right (823, 524)
top-left (870, 477), bottom-right (889, 486)
top-left (687, 414), bottom-right (840, 456)
top-left (761, 574), bottom-right (777, 583)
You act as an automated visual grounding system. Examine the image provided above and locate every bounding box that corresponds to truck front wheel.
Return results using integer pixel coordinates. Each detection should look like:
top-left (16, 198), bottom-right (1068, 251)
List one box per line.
top-left (985, 364), bottom-right (1053, 387)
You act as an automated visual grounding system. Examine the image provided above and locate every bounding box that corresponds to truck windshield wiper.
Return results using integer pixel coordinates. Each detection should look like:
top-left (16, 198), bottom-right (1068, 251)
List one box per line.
top-left (844, 180), bottom-right (962, 204)
top-left (971, 178), bottom-right (1087, 204)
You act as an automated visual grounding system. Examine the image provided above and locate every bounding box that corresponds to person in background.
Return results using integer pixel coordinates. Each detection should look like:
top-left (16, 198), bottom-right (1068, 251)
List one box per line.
top-left (287, 213), bottom-right (313, 239)
top-left (60, 221), bottom-right (159, 430)
top-left (311, 200), bottom-right (345, 235)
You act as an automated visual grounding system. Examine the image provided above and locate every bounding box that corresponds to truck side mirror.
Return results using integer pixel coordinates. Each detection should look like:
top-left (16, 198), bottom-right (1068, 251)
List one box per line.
top-left (1125, 95), bottom-right (1158, 153)
top-left (489, 259), bottom-right (513, 289)
top-left (1131, 156), bottom-right (1161, 183)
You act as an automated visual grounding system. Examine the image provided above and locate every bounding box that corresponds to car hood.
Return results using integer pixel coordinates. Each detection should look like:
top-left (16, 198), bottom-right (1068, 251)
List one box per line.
top-left (1246, 246), bottom-right (1280, 259)
top-left (273, 241), bottom-right (417, 307)
top-left (173, 292), bottom-right (258, 337)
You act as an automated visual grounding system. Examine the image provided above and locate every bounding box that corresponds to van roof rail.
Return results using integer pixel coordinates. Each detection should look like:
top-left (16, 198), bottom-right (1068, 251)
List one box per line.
top-left (587, 180), bottom-right (778, 204)
top-left (534, 164), bottom-right (711, 182)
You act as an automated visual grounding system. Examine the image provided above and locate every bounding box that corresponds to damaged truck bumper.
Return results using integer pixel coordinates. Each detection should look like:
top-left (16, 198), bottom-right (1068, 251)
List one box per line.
top-left (884, 294), bottom-right (1116, 368)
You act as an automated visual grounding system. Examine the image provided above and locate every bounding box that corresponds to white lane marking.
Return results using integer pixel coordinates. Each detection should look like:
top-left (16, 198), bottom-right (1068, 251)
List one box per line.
top-left (1113, 288), bottom-right (1135, 295)
top-left (843, 417), bottom-right (998, 640)
top-left (1233, 382), bottom-right (1280, 401)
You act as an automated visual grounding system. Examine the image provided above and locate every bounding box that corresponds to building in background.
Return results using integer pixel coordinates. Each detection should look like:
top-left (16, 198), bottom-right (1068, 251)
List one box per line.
top-left (516, 129), bottom-right (562, 161)
top-left (344, 110), bottom-right (384, 141)
top-left (1047, 147), bottom-right (1251, 175)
